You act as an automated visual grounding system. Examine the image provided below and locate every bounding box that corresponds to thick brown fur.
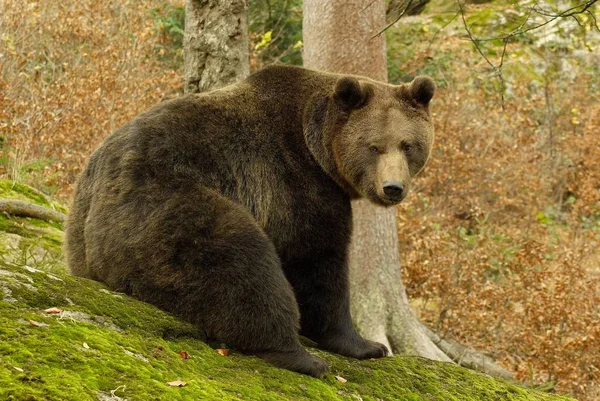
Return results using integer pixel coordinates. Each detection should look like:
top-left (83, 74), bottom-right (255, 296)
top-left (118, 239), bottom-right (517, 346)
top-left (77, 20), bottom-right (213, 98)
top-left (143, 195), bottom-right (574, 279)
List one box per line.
top-left (65, 65), bottom-right (435, 377)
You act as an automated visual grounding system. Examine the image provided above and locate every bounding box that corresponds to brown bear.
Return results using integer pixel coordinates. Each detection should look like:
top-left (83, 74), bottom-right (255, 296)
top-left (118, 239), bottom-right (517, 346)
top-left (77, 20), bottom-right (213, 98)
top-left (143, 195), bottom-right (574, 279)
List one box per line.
top-left (65, 65), bottom-right (435, 377)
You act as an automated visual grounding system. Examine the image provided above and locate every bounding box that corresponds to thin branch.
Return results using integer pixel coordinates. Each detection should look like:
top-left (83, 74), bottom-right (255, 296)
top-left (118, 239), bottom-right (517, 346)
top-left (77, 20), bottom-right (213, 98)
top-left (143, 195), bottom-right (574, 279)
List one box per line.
top-left (360, 0), bottom-right (379, 12)
top-left (427, 9), bottom-right (461, 50)
top-left (571, 14), bottom-right (585, 27)
top-left (372, 0), bottom-right (414, 38)
top-left (531, 1), bottom-right (593, 18)
top-left (472, 0), bottom-right (599, 43)
top-left (588, 9), bottom-right (600, 31)
top-left (458, 0), bottom-right (506, 110)
top-left (499, 37), bottom-right (508, 71)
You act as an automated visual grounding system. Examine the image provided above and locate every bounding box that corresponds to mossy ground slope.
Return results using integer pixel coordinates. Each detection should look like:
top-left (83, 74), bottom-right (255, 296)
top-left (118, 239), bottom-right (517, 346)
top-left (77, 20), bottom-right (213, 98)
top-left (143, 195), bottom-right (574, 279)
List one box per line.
top-left (0, 180), bottom-right (574, 401)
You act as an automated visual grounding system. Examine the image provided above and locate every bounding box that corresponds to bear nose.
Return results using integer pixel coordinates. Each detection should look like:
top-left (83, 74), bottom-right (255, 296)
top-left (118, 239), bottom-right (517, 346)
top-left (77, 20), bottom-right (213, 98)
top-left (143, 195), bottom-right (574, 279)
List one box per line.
top-left (383, 180), bottom-right (404, 199)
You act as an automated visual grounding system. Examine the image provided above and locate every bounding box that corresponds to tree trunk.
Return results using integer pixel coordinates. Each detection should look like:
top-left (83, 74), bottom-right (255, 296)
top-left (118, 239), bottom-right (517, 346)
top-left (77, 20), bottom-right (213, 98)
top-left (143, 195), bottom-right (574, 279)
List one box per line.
top-left (302, 0), bottom-right (512, 380)
top-left (183, 0), bottom-right (250, 94)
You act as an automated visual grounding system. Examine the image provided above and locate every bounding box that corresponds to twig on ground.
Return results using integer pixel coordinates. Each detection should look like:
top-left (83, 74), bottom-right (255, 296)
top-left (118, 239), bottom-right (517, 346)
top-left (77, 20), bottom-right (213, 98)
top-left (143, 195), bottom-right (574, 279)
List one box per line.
top-left (0, 199), bottom-right (66, 223)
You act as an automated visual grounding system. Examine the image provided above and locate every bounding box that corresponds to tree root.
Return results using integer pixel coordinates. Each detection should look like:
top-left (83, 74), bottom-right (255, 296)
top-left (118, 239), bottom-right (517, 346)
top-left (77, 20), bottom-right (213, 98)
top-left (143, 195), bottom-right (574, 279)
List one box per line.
top-left (0, 198), bottom-right (66, 223)
top-left (348, 200), bottom-right (513, 380)
top-left (422, 325), bottom-right (514, 380)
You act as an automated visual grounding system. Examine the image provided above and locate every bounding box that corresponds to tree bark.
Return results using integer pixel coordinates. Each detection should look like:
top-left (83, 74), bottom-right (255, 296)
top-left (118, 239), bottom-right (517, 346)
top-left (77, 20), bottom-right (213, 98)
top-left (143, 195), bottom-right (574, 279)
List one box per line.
top-left (303, 0), bottom-right (512, 379)
top-left (183, 0), bottom-right (250, 94)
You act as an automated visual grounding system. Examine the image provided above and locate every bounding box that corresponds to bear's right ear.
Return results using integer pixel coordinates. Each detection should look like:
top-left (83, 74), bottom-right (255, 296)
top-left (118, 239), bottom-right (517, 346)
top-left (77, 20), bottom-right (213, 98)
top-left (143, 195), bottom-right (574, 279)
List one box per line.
top-left (409, 76), bottom-right (435, 107)
top-left (334, 77), bottom-right (369, 111)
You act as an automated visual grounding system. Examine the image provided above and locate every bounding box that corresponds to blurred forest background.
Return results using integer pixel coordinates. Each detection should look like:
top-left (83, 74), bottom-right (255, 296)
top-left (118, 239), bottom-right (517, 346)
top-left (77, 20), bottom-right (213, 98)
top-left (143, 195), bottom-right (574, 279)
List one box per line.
top-left (1, 0), bottom-right (599, 399)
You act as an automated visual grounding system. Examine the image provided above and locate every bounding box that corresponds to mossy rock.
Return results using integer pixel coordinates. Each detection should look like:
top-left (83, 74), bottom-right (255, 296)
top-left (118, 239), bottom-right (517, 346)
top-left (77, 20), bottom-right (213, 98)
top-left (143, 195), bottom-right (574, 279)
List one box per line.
top-left (0, 180), bottom-right (574, 401)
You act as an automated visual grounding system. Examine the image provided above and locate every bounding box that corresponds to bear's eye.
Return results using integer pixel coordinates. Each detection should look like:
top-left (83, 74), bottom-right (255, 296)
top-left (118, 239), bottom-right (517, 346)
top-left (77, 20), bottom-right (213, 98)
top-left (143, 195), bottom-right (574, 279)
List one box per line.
top-left (402, 143), bottom-right (413, 153)
top-left (369, 145), bottom-right (380, 154)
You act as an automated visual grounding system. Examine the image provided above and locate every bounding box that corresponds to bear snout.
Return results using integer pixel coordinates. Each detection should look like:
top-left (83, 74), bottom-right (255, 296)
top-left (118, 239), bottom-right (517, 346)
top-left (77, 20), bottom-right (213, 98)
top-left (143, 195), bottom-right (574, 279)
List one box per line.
top-left (382, 180), bottom-right (405, 200)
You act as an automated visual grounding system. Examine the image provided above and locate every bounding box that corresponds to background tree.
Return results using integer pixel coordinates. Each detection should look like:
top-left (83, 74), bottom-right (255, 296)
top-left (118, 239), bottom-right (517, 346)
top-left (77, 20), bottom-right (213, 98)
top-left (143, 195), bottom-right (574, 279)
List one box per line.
top-left (183, 0), bottom-right (250, 93)
top-left (303, 0), bottom-right (511, 378)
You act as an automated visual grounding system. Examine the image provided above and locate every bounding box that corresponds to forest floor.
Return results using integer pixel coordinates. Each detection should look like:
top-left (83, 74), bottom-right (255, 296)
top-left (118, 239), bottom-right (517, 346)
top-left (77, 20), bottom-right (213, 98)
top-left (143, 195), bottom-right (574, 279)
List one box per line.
top-left (1, 0), bottom-right (599, 399)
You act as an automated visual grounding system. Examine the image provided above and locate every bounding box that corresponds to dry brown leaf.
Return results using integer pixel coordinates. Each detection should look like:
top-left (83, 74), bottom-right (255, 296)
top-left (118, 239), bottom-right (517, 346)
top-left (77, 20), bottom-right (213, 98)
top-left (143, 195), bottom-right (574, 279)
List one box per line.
top-left (335, 376), bottom-right (347, 384)
top-left (216, 348), bottom-right (230, 356)
top-left (44, 307), bottom-right (63, 314)
top-left (178, 350), bottom-right (190, 359)
top-left (28, 319), bottom-right (41, 327)
top-left (167, 380), bottom-right (187, 387)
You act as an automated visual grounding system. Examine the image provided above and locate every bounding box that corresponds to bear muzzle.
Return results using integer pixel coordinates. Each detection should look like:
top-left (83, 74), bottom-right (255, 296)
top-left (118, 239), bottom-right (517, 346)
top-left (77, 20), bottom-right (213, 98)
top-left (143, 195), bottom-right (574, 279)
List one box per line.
top-left (375, 153), bottom-right (410, 205)
top-left (382, 180), bottom-right (405, 201)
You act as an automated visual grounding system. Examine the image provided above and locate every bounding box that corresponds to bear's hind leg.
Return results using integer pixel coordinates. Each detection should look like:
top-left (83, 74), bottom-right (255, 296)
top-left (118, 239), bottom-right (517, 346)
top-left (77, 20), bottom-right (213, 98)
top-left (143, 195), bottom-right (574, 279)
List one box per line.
top-left (125, 188), bottom-right (328, 377)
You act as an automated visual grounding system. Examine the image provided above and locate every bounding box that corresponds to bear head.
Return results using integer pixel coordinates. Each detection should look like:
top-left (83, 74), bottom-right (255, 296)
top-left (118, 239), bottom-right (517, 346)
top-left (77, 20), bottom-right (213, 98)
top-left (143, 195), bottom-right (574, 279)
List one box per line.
top-left (304, 74), bottom-right (435, 207)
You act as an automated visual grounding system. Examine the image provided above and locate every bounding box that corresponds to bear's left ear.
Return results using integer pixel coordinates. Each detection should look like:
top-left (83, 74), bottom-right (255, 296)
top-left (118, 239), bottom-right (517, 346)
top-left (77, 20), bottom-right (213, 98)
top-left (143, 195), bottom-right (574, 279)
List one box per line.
top-left (334, 77), bottom-right (370, 111)
top-left (409, 76), bottom-right (435, 107)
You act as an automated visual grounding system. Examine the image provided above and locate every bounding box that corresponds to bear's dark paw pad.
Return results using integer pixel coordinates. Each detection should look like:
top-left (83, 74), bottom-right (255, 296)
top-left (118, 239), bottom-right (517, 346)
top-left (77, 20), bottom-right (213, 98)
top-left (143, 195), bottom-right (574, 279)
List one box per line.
top-left (257, 348), bottom-right (329, 378)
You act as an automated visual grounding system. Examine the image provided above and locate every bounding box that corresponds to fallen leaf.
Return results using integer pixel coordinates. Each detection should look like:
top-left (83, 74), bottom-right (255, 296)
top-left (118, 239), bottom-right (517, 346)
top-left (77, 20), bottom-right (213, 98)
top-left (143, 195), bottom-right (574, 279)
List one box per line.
top-left (83, 342), bottom-right (90, 349)
top-left (28, 320), bottom-right (41, 327)
top-left (178, 350), bottom-right (190, 359)
top-left (44, 307), bottom-right (63, 314)
top-left (167, 380), bottom-right (187, 387)
top-left (216, 348), bottom-right (230, 356)
top-left (335, 375), bottom-right (347, 384)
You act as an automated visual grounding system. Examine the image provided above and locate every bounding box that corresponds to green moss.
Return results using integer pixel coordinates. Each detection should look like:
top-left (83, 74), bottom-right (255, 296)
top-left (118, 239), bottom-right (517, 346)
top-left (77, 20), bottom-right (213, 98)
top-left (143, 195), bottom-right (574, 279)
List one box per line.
top-left (0, 263), bottom-right (576, 401)
top-left (0, 180), bottom-right (65, 274)
top-left (0, 215), bottom-right (64, 274)
top-left (0, 180), bottom-right (66, 214)
top-left (0, 180), bottom-right (575, 401)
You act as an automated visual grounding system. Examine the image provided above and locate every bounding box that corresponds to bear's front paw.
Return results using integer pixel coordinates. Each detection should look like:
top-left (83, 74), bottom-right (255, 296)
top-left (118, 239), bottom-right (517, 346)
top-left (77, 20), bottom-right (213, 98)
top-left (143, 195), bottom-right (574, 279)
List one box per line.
top-left (360, 339), bottom-right (389, 359)
top-left (321, 335), bottom-right (389, 359)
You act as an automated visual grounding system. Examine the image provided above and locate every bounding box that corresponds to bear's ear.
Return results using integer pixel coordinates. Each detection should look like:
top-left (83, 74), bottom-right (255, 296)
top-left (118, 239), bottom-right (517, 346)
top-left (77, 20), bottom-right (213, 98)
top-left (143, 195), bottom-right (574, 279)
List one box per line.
top-left (334, 77), bottom-right (369, 111)
top-left (409, 76), bottom-right (435, 107)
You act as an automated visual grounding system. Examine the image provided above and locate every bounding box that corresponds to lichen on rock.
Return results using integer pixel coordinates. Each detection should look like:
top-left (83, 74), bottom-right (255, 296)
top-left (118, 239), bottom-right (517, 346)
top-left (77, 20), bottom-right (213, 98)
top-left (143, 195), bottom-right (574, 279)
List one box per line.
top-left (0, 180), bottom-right (574, 400)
